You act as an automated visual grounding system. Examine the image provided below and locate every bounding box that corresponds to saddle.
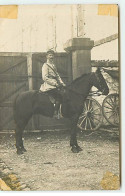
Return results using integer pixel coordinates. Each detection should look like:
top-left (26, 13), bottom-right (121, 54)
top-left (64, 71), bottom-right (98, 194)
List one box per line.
top-left (38, 90), bottom-right (63, 119)
top-left (39, 90), bottom-right (56, 104)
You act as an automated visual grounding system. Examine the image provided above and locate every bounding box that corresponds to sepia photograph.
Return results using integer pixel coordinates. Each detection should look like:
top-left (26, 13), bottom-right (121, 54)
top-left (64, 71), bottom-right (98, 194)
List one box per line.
top-left (0, 4), bottom-right (120, 191)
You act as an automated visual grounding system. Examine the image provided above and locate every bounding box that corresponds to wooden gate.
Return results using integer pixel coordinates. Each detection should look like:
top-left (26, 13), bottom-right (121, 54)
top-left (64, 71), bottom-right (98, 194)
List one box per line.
top-left (0, 52), bottom-right (72, 131)
top-left (0, 53), bottom-right (29, 130)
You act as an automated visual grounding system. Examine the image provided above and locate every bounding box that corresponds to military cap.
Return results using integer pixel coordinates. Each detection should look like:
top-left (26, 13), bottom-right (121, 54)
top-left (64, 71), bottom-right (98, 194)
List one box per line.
top-left (46, 49), bottom-right (55, 55)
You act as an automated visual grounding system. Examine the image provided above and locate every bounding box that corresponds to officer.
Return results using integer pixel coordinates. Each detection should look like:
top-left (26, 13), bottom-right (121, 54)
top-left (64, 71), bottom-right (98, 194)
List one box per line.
top-left (40, 49), bottom-right (65, 118)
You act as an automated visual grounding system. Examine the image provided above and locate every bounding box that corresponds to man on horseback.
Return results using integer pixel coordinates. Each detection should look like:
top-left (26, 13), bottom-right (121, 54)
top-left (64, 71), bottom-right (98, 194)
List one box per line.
top-left (40, 49), bottom-right (66, 119)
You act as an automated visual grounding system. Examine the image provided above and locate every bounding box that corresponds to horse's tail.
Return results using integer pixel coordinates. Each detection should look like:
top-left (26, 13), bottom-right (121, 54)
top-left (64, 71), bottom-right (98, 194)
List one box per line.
top-left (13, 94), bottom-right (19, 123)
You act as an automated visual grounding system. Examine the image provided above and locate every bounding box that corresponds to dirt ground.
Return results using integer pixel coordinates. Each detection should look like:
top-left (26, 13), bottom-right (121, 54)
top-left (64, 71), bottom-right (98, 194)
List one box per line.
top-left (0, 126), bottom-right (120, 191)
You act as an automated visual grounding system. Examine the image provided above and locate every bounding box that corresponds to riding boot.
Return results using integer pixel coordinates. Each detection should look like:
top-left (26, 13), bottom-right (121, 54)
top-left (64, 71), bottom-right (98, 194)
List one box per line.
top-left (53, 101), bottom-right (60, 119)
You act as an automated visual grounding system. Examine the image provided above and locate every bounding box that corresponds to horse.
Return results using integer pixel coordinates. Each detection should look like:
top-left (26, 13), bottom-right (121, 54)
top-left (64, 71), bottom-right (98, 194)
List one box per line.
top-left (13, 68), bottom-right (109, 155)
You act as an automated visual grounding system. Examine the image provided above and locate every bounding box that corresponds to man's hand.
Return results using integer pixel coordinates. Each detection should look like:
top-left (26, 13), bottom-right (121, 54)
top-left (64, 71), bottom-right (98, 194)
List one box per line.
top-left (56, 83), bottom-right (63, 88)
top-left (59, 83), bottom-right (66, 87)
top-left (62, 83), bottom-right (66, 87)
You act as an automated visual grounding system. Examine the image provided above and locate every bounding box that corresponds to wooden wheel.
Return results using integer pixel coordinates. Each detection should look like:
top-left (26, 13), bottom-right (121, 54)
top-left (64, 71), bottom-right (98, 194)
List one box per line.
top-left (77, 97), bottom-right (103, 131)
top-left (102, 93), bottom-right (119, 126)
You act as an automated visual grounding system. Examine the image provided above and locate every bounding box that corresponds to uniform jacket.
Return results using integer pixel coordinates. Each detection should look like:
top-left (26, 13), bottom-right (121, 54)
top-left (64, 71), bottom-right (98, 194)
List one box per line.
top-left (40, 62), bottom-right (65, 92)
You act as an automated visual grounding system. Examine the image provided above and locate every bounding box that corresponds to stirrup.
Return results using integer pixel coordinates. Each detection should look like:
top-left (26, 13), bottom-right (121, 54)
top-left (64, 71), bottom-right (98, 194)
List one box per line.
top-left (53, 109), bottom-right (63, 120)
top-left (53, 113), bottom-right (60, 120)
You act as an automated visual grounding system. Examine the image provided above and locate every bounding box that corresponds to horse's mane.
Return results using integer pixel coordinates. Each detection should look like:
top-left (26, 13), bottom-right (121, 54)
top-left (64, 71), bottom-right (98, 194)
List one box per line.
top-left (69, 72), bottom-right (91, 86)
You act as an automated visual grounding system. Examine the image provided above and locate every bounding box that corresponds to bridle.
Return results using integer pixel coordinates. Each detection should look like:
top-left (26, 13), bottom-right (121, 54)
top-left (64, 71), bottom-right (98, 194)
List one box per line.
top-left (94, 71), bottom-right (106, 95)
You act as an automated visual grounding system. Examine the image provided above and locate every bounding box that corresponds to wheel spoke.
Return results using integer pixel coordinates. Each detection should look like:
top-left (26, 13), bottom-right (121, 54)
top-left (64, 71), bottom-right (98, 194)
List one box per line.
top-left (114, 112), bottom-right (119, 124)
top-left (91, 107), bottom-right (100, 113)
top-left (116, 112), bottom-right (119, 120)
top-left (104, 110), bottom-right (113, 114)
top-left (114, 113), bottom-right (118, 124)
top-left (82, 108), bottom-right (86, 113)
top-left (88, 99), bottom-right (91, 110)
top-left (84, 102), bottom-right (88, 111)
top-left (91, 115), bottom-right (100, 122)
top-left (85, 118), bottom-right (88, 130)
top-left (108, 112), bottom-right (115, 120)
top-left (109, 96), bottom-right (115, 105)
top-left (79, 114), bottom-right (86, 119)
top-left (92, 112), bottom-right (101, 116)
top-left (104, 105), bottom-right (112, 110)
top-left (113, 112), bottom-right (117, 124)
top-left (79, 116), bottom-right (86, 127)
top-left (88, 118), bottom-right (93, 129)
top-left (89, 116), bottom-right (95, 124)
top-left (106, 100), bottom-right (114, 108)
top-left (89, 106), bottom-right (93, 112)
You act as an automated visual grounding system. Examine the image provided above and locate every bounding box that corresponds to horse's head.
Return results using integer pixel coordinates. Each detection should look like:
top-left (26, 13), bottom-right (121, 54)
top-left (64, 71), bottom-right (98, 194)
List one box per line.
top-left (92, 68), bottom-right (109, 95)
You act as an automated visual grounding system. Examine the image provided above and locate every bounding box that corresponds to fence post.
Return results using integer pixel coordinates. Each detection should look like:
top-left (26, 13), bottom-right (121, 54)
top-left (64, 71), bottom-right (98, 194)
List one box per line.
top-left (27, 53), bottom-right (35, 130)
top-left (27, 53), bottom-right (33, 90)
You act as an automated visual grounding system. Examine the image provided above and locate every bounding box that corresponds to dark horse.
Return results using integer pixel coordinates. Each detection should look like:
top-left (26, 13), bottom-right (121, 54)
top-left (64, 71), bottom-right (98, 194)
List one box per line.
top-left (13, 68), bottom-right (109, 155)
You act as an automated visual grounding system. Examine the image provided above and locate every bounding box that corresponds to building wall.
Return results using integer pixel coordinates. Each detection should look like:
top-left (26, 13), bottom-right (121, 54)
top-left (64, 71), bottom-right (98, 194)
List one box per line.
top-left (84, 5), bottom-right (118, 40)
top-left (83, 4), bottom-right (118, 60)
top-left (0, 4), bottom-right (118, 60)
top-left (0, 5), bottom-right (73, 52)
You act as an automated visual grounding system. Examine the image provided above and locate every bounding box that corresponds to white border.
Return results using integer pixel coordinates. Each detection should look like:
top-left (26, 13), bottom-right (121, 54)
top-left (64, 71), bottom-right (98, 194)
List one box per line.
top-left (0, 0), bottom-right (122, 5)
top-left (0, 0), bottom-right (125, 194)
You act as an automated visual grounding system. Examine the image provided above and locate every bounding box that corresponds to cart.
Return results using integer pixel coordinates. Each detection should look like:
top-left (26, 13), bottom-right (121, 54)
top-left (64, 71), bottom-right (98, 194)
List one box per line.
top-left (102, 68), bottom-right (119, 126)
top-left (77, 68), bottom-right (119, 130)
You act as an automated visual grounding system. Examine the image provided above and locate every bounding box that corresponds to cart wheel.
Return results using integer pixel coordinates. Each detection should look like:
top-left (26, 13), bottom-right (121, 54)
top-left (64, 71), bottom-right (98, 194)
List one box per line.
top-left (77, 97), bottom-right (103, 131)
top-left (102, 93), bottom-right (119, 126)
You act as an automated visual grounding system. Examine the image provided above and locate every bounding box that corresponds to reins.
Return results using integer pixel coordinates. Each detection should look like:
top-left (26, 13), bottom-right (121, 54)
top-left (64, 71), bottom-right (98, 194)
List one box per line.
top-left (62, 86), bottom-right (102, 97)
top-left (64, 72), bottom-right (103, 97)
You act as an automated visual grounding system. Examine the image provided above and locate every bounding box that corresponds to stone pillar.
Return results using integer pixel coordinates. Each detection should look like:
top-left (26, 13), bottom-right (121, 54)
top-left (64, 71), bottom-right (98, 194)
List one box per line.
top-left (64, 38), bottom-right (94, 79)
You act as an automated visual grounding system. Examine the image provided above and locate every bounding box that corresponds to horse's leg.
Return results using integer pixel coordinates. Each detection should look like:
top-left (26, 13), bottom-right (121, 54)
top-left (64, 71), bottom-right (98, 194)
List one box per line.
top-left (70, 114), bottom-right (82, 153)
top-left (15, 127), bottom-right (23, 155)
top-left (15, 123), bottom-right (26, 155)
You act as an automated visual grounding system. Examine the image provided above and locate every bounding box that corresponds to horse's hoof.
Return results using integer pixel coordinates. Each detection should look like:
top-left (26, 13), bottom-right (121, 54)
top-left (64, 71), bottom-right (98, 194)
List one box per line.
top-left (22, 147), bottom-right (27, 152)
top-left (76, 146), bottom-right (83, 151)
top-left (71, 146), bottom-right (79, 153)
top-left (17, 149), bottom-right (24, 155)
